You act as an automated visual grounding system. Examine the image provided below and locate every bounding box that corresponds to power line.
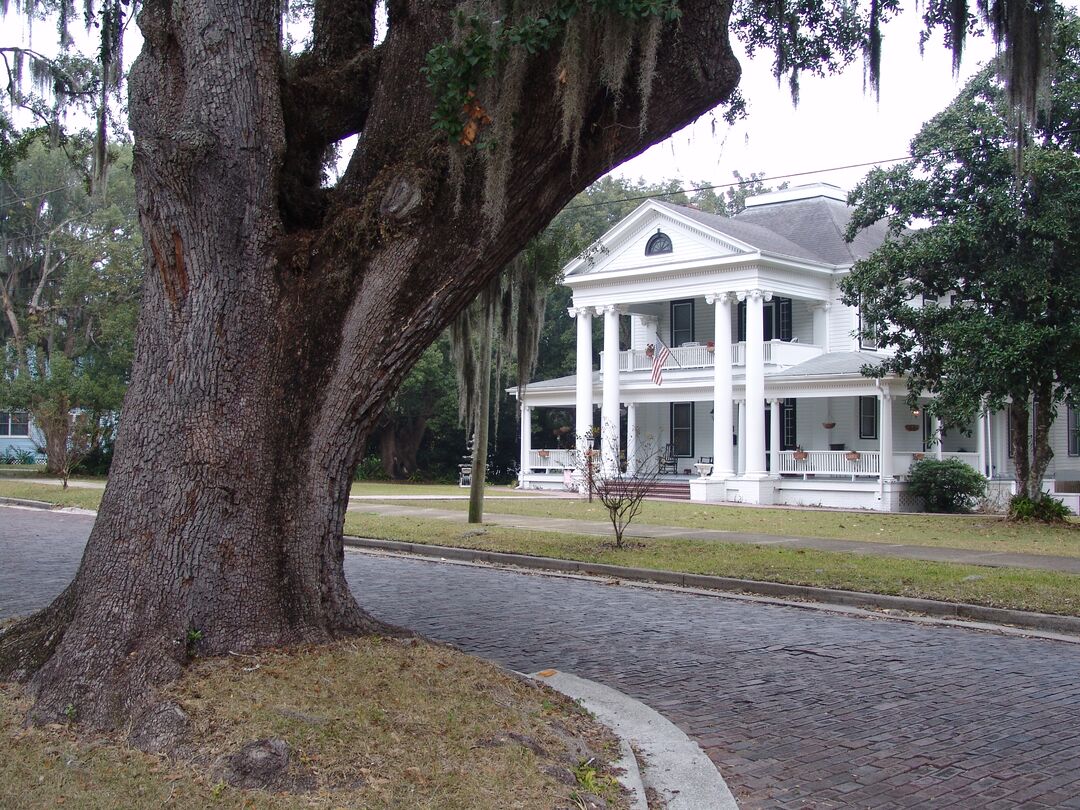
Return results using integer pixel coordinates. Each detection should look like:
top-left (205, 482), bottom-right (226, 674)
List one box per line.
top-left (564, 156), bottom-right (913, 210)
top-left (565, 126), bottom-right (1080, 211)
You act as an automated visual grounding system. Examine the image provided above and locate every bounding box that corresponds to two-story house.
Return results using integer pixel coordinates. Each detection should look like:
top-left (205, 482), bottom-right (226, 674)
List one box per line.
top-left (514, 183), bottom-right (1080, 511)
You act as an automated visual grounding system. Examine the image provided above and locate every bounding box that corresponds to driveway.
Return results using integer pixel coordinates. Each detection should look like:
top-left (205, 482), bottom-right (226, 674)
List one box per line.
top-left (4, 506), bottom-right (1080, 808)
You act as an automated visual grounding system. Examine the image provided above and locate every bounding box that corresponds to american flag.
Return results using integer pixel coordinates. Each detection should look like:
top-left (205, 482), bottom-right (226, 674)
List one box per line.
top-left (651, 341), bottom-right (672, 386)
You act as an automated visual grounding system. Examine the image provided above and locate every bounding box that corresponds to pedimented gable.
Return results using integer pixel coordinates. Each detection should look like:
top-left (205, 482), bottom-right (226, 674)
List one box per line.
top-left (565, 202), bottom-right (754, 278)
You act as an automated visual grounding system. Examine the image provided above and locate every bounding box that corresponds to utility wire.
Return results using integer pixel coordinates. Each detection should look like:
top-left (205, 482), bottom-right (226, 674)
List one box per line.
top-left (565, 126), bottom-right (1080, 211)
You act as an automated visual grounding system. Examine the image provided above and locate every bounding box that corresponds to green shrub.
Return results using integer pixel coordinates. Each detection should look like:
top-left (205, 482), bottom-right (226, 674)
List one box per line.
top-left (907, 458), bottom-right (987, 513)
top-left (353, 455), bottom-right (390, 481)
top-left (1008, 494), bottom-right (1073, 522)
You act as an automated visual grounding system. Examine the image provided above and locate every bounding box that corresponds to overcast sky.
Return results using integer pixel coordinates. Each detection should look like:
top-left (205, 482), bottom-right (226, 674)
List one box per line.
top-left (615, 9), bottom-right (1002, 193)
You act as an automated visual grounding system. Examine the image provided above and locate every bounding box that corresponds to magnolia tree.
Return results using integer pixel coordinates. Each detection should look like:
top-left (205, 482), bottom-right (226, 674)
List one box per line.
top-left (0, 0), bottom-right (1057, 736)
top-left (841, 8), bottom-right (1080, 515)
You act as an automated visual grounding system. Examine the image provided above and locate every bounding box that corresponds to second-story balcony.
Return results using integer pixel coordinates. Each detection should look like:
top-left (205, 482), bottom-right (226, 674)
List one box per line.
top-left (599, 340), bottom-right (825, 373)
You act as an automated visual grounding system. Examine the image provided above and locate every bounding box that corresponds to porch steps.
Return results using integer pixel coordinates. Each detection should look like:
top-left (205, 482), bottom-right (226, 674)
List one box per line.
top-left (600, 481), bottom-right (691, 502)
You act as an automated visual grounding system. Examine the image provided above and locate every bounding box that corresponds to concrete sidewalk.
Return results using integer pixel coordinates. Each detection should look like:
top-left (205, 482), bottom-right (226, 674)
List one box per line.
top-left (348, 501), bottom-right (1080, 574)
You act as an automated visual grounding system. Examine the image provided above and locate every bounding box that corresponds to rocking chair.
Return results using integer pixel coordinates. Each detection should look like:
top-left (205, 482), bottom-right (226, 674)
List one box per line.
top-left (659, 444), bottom-right (678, 475)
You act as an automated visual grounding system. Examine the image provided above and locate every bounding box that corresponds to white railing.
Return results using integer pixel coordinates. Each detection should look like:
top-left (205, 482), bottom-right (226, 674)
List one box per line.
top-left (527, 449), bottom-right (576, 470)
top-left (778, 450), bottom-right (881, 478)
top-left (607, 340), bottom-right (823, 373)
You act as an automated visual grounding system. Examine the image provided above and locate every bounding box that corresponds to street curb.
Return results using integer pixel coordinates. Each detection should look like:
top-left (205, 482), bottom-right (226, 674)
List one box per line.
top-left (531, 670), bottom-right (737, 810)
top-left (0, 496), bottom-right (58, 510)
top-left (343, 535), bottom-right (1080, 637)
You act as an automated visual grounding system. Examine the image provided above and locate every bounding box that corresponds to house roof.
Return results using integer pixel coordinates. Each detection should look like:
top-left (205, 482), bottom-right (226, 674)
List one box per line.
top-left (771, 351), bottom-right (887, 378)
top-left (654, 187), bottom-right (894, 267)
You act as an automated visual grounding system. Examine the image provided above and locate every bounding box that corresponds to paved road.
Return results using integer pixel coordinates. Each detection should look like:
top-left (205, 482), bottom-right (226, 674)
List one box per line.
top-left (4, 507), bottom-right (1080, 808)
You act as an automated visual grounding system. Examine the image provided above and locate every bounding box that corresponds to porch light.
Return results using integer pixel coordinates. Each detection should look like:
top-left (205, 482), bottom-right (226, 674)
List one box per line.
top-left (911, 408), bottom-right (921, 416)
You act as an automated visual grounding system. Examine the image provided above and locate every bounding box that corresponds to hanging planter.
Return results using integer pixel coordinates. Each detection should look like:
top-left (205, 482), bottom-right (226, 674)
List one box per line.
top-left (822, 421), bottom-right (836, 430)
top-left (845, 450), bottom-right (861, 462)
top-left (904, 424), bottom-right (920, 432)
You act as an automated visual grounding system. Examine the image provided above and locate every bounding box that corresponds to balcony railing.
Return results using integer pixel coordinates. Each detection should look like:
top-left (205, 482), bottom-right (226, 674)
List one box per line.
top-left (599, 340), bottom-right (823, 372)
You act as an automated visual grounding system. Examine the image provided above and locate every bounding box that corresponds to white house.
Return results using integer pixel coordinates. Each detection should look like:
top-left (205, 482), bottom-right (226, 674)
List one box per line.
top-left (514, 183), bottom-right (1080, 511)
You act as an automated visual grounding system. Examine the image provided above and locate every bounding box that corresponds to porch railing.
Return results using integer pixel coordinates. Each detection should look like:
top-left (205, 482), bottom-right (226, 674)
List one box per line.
top-left (778, 450), bottom-right (881, 478)
top-left (527, 449), bottom-right (576, 471)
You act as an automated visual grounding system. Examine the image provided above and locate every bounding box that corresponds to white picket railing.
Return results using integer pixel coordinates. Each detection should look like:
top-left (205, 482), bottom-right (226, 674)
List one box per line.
top-left (527, 449), bottom-right (576, 471)
top-left (605, 340), bottom-right (821, 373)
top-left (778, 449), bottom-right (881, 478)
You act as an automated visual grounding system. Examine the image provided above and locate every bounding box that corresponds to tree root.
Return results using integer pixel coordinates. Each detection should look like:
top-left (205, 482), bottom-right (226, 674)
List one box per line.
top-left (0, 584), bottom-right (77, 684)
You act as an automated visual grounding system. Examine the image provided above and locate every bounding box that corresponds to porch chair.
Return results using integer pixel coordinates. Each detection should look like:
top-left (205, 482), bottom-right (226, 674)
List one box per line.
top-left (659, 444), bottom-right (678, 475)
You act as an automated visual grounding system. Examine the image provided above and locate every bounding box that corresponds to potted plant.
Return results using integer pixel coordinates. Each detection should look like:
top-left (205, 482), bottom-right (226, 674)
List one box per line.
top-left (537, 449), bottom-right (550, 459)
top-left (706, 340), bottom-right (715, 352)
top-left (645, 343), bottom-right (655, 358)
top-left (912, 452), bottom-right (925, 461)
top-left (822, 421), bottom-right (836, 430)
top-left (845, 450), bottom-right (861, 461)
top-left (904, 424), bottom-right (920, 432)
top-left (793, 446), bottom-right (809, 461)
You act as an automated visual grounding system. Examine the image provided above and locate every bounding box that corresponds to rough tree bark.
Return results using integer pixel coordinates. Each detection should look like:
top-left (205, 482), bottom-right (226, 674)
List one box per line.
top-left (0, 0), bottom-right (740, 732)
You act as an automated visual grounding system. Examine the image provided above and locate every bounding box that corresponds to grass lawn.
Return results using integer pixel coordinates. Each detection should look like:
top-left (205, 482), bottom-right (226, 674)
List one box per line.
top-left (343, 512), bottom-right (1080, 617)
top-left (0, 480), bottom-right (102, 511)
top-left (366, 497), bottom-right (1080, 558)
top-left (349, 481), bottom-right (537, 498)
top-left (0, 638), bottom-right (626, 809)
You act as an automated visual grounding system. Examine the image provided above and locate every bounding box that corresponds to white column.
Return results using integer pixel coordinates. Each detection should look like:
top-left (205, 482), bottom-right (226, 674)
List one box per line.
top-left (769, 398), bottom-right (781, 478)
top-left (519, 404), bottom-right (532, 488)
top-left (600, 305), bottom-right (621, 477)
top-left (879, 390), bottom-right (893, 481)
top-left (736, 400), bottom-right (747, 475)
top-left (811, 302), bottom-right (831, 350)
top-left (706, 292), bottom-right (734, 478)
top-left (985, 411), bottom-right (995, 478)
top-left (976, 408), bottom-right (988, 477)
top-left (741, 289), bottom-right (770, 477)
top-left (571, 306), bottom-right (593, 490)
top-left (626, 403), bottom-right (638, 476)
top-left (933, 415), bottom-right (943, 460)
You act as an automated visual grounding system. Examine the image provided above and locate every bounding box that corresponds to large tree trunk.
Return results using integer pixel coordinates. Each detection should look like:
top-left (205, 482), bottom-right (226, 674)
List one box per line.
top-left (0, 0), bottom-right (740, 732)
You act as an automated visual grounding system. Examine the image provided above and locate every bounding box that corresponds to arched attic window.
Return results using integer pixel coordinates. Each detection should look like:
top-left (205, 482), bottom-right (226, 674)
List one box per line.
top-left (645, 230), bottom-right (672, 256)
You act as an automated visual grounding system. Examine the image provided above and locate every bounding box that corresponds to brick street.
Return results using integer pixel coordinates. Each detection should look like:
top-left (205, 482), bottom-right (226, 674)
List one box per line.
top-left (3, 506), bottom-right (1080, 808)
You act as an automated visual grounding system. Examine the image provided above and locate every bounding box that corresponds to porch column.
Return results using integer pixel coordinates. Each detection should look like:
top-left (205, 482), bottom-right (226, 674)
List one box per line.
top-left (810, 302), bottom-right (831, 350)
top-left (769, 398), bottom-right (781, 478)
top-left (736, 399), bottom-right (747, 475)
top-left (977, 408), bottom-right (988, 477)
top-left (879, 390), bottom-right (893, 481)
top-left (570, 306), bottom-right (593, 491)
top-left (519, 404), bottom-right (532, 488)
top-left (600, 304), bottom-right (621, 477)
top-left (933, 415), bottom-right (943, 460)
top-left (626, 403), bottom-right (638, 476)
top-left (740, 288), bottom-right (771, 477)
top-left (706, 292), bottom-right (734, 478)
top-left (985, 410), bottom-right (994, 478)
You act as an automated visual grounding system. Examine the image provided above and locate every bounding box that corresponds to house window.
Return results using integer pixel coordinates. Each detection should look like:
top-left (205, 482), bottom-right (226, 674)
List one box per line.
top-left (782, 400), bottom-right (798, 450)
top-left (737, 297), bottom-right (793, 342)
top-left (671, 402), bottom-right (694, 458)
top-left (1069, 405), bottom-right (1079, 457)
top-left (858, 310), bottom-right (879, 350)
top-left (859, 396), bottom-right (878, 440)
top-left (645, 231), bottom-right (673, 256)
top-left (670, 299), bottom-right (694, 347)
top-left (0, 411), bottom-right (30, 437)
